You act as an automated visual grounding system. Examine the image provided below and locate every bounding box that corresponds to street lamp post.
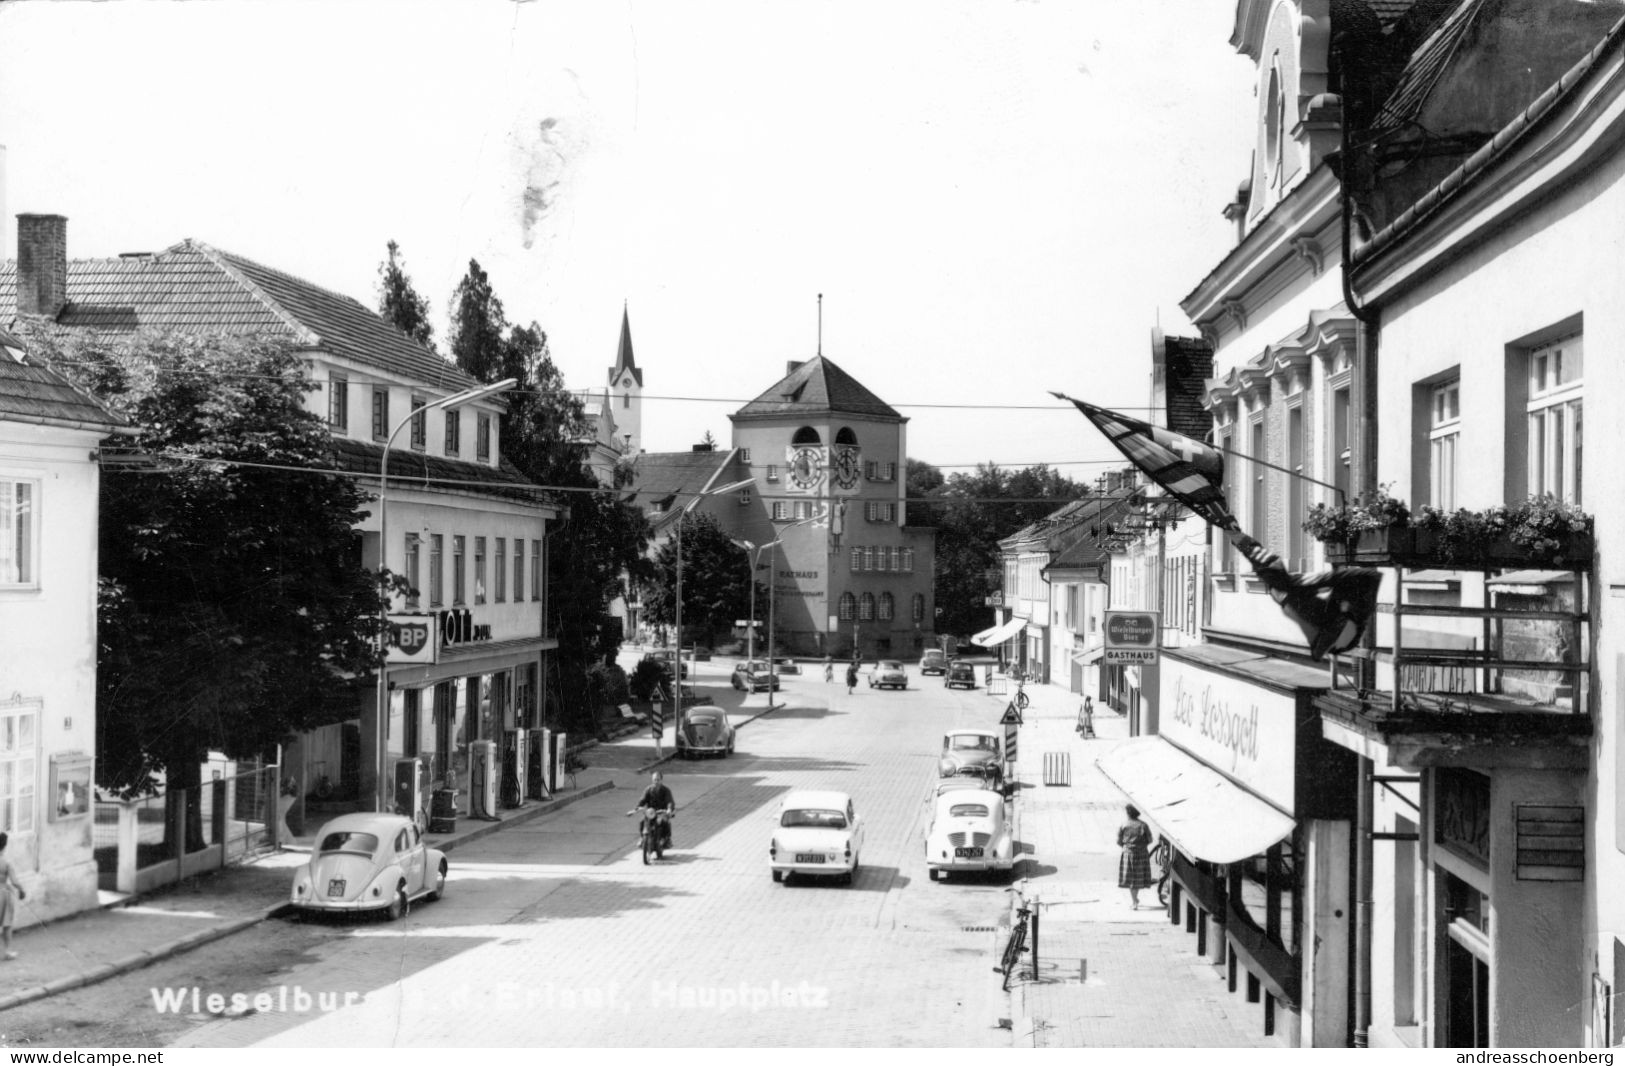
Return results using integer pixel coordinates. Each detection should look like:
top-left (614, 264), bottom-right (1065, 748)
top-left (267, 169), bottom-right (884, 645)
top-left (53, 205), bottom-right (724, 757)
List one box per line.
top-left (375, 377), bottom-right (518, 812)
top-left (731, 537), bottom-right (782, 665)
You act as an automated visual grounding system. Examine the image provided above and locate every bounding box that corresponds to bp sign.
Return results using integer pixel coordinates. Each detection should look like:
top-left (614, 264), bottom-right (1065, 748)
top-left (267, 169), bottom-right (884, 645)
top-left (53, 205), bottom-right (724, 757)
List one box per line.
top-left (386, 614), bottom-right (438, 665)
top-left (1103, 610), bottom-right (1160, 664)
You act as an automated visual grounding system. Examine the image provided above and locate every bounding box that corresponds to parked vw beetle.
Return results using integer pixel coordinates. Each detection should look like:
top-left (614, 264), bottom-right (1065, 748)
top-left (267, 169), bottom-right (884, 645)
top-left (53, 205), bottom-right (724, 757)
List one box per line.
top-left (925, 787), bottom-right (1015, 880)
top-left (677, 706), bottom-right (736, 758)
top-left (290, 813), bottom-right (447, 920)
top-left (939, 728), bottom-right (1004, 792)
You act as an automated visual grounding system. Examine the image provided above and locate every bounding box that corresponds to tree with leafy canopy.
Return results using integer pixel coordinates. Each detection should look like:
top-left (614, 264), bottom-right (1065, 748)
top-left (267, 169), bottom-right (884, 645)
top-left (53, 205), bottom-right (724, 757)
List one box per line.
top-left (447, 258), bottom-right (509, 384)
top-left (641, 512), bottom-right (756, 646)
top-left (376, 240), bottom-right (435, 350)
top-left (909, 461), bottom-right (1088, 637)
top-left (446, 261), bottom-right (652, 736)
top-left (25, 326), bottom-right (391, 847)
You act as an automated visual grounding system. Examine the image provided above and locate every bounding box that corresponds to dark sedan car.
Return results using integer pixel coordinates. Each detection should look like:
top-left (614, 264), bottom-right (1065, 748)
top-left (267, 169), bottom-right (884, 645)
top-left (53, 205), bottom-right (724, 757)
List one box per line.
top-left (944, 661), bottom-right (977, 690)
top-left (643, 650), bottom-right (688, 680)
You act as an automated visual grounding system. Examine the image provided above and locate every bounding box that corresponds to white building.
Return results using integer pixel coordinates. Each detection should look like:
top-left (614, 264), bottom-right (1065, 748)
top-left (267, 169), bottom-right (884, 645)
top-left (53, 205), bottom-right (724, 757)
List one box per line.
top-left (0, 218), bottom-right (562, 821)
top-left (0, 322), bottom-right (130, 923)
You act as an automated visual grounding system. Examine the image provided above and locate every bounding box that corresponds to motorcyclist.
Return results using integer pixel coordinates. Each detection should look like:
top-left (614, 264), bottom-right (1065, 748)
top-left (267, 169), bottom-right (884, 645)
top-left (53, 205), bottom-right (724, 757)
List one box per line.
top-left (632, 770), bottom-right (676, 850)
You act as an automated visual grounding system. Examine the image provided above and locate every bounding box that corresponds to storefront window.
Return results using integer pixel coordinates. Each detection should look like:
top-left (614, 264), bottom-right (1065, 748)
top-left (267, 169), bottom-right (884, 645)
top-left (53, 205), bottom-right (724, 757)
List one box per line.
top-left (1236, 833), bottom-right (1300, 956)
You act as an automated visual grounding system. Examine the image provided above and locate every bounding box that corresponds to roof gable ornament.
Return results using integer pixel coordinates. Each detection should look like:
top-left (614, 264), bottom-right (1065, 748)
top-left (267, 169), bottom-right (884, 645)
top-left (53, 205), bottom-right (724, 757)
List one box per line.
top-left (1290, 235), bottom-right (1325, 276)
top-left (1220, 297), bottom-right (1249, 332)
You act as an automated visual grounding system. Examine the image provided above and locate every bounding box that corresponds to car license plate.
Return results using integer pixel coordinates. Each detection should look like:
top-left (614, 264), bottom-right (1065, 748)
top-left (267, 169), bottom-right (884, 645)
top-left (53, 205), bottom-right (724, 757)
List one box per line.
top-left (954, 847), bottom-right (983, 859)
top-left (795, 853), bottom-right (826, 864)
top-left (327, 878), bottom-right (346, 897)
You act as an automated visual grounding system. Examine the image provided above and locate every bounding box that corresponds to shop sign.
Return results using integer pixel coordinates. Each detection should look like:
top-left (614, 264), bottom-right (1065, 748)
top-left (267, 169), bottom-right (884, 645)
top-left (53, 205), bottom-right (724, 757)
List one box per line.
top-left (1435, 767), bottom-right (1491, 868)
top-left (778, 569), bottom-right (819, 580)
top-left (439, 608), bottom-right (493, 648)
top-left (387, 614), bottom-right (439, 664)
top-left (1161, 655), bottom-right (1296, 811)
top-left (1104, 611), bottom-right (1159, 665)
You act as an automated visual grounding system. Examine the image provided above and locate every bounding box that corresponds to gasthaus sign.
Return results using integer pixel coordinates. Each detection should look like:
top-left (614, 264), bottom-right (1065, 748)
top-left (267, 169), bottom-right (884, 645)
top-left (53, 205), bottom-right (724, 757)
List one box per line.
top-left (1103, 610), bottom-right (1160, 664)
top-left (1159, 654), bottom-right (1296, 812)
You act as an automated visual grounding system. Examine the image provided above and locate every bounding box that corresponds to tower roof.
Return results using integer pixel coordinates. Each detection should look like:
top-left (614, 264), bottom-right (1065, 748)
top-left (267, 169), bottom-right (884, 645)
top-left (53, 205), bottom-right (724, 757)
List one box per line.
top-left (609, 304), bottom-right (642, 387)
top-left (730, 354), bottom-right (901, 422)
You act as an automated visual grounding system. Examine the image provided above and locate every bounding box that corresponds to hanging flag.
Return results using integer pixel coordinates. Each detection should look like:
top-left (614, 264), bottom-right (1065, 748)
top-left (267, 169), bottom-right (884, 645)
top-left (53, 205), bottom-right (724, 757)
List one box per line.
top-left (1232, 534), bottom-right (1384, 659)
top-left (1058, 391), bottom-right (1383, 661)
top-left (1051, 392), bottom-right (1234, 529)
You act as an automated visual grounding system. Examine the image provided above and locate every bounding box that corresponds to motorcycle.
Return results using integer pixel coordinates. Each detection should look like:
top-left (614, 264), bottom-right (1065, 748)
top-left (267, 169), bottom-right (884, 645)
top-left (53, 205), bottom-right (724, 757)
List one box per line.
top-left (627, 805), bottom-right (675, 864)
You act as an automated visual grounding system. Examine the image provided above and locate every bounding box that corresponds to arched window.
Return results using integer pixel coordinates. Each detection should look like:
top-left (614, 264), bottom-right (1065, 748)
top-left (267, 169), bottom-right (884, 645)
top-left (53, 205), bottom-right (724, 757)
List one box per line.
top-left (859, 592), bottom-right (875, 621)
top-left (835, 427), bottom-right (858, 446)
top-left (838, 592), bottom-right (856, 621)
top-left (878, 592), bottom-right (894, 621)
top-left (791, 426), bottom-right (822, 445)
top-left (912, 593), bottom-right (925, 622)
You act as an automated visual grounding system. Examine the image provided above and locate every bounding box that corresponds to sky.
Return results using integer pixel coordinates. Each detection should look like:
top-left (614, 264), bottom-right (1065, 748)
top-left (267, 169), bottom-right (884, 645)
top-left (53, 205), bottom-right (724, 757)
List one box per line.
top-left (0, 0), bottom-right (1256, 479)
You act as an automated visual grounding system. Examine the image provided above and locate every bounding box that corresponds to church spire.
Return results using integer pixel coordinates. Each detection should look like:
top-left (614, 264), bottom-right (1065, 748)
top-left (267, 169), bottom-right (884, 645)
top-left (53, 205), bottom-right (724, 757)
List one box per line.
top-left (609, 301), bottom-right (642, 387)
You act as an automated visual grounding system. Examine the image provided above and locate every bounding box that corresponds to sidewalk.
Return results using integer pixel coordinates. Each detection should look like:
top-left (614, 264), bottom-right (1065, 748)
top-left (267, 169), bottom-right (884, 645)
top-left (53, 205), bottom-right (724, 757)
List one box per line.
top-left (0, 713), bottom-right (694, 1014)
top-left (994, 675), bottom-right (1280, 1048)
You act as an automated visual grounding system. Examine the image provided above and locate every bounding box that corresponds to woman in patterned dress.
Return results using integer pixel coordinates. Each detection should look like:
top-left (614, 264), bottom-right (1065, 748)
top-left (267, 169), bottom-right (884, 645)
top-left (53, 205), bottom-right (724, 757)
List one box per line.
top-left (1117, 805), bottom-right (1154, 909)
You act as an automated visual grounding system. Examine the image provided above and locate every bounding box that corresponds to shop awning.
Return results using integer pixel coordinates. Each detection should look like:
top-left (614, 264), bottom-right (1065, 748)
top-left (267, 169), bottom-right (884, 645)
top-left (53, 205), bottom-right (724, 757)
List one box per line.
top-left (1488, 569), bottom-right (1574, 589)
top-left (1095, 737), bottom-right (1296, 865)
top-left (971, 617), bottom-right (1028, 647)
top-left (1070, 645), bottom-right (1105, 666)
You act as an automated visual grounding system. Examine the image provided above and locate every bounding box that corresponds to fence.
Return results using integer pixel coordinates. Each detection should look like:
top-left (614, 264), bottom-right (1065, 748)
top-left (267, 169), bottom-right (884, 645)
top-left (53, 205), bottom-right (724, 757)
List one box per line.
top-left (92, 764), bottom-right (281, 895)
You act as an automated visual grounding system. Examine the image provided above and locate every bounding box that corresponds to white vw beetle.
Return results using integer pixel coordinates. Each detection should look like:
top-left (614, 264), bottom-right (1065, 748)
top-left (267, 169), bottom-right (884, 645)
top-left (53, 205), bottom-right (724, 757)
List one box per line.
top-left (769, 789), bottom-right (864, 885)
top-left (290, 812), bottom-right (447, 919)
top-left (925, 787), bottom-right (1015, 881)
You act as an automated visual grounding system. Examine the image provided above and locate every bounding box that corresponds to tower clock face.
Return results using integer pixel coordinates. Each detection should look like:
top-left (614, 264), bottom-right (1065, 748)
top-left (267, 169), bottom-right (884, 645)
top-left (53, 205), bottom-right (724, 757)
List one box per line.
top-left (831, 447), bottom-right (862, 490)
top-left (788, 446), bottom-right (824, 490)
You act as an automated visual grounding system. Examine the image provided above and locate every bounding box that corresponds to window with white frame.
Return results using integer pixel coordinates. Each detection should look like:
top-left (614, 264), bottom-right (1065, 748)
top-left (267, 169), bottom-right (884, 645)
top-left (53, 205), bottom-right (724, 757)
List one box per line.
top-left (901, 548), bottom-right (914, 572)
top-left (531, 540), bottom-right (542, 601)
top-left (878, 592), bottom-right (894, 621)
top-left (850, 547), bottom-right (862, 572)
top-left (410, 395), bottom-right (427, 449)
top-left (838, 592), bottom-right (856, 620)
top-left (474, 537), bottom-right (487, 604)
top-left (863, 546), bottom-right (875, 571)
top-left (477, 414), bottom-right (492, 461)
top-left (0, 701), bottom-right (37, 834)
top-left (404, 533), bottom-right (421, 608)
top-left (877, 548), bottom-right (891, 572)
top-left (1332, 385), bottom-right (1352, 500)
top-left (740, 449), bottom-right (751, 462)
top-left (1217, 421), bottom-right (1236, 572)
top-left (859, 592), bottom-right (875, 621)
top-left (513, 542), bottom-right (524, 603)
top-left (795, 500), bottom-right (813, 520)
top-left (766, 465), bottom-right (779, 482)
top-left (429, 534), bottom-right (443, 607)
top-left (866, 501), bottom-right (895, 523)
top-left (739, 489), bottom-right (752, 507)
top-left (1287, 403), bottom-right (1306, 568)
top-left (1430, 378), bottom-right (1460, 510)
top-left (329, 375), bottom-right (348, 431)
top-left (772, 501), bottom-right (790, 521)
top-left (1249, 416), bottom-right (1267, 543)
top-left (0, 479), bottom-right (37, 587)
top-left (1527, 336), bottom-right (1582, 504)
top-left (495, 538), bottom-right (507, 602)
top-left (912, 593), bottom-right (925, 622)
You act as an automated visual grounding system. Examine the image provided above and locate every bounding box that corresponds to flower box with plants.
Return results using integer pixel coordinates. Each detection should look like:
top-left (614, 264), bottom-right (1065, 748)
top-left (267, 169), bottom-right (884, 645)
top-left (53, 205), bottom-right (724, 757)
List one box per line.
top-left (1302, 490), bottom-right (1594, 570)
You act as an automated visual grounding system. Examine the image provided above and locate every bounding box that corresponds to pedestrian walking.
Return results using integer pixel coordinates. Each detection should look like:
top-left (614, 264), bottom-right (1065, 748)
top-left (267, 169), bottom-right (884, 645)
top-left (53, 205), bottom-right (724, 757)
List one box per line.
top-left (824, 655), bottom-right (834, 683)
top-left (1079, 696), bottom-right (1095, 738)
top-left (0, 832), bottom-right (25, 959)
top-left (1117, 805), bottom-right (1154, 909)
top-left (845, 660), bottom-right (859, 695)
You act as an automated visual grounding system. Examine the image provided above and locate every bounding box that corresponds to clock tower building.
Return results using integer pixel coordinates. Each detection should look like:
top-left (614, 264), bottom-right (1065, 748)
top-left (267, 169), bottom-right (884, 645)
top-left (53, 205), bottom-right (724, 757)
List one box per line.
top-left (606, 304), bottom-right (643, 456)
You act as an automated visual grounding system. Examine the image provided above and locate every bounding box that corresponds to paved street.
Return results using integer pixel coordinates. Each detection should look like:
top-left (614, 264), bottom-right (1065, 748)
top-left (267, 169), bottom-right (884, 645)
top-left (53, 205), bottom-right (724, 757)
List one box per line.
top-left (172, 659), bottom-right (1017, 1047)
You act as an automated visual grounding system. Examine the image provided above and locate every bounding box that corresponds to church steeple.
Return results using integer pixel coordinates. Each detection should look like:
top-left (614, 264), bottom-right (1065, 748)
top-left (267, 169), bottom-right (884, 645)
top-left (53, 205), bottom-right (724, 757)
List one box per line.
top-left (609, 302), bottom-right (642, 388)
top-left (607, 302), bottom-right (643, 455)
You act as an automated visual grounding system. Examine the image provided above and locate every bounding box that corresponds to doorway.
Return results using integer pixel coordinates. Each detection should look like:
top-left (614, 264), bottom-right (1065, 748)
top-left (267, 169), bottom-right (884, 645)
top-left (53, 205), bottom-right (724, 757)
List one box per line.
top-left (1443, 871), bottom-right (1491, 1047)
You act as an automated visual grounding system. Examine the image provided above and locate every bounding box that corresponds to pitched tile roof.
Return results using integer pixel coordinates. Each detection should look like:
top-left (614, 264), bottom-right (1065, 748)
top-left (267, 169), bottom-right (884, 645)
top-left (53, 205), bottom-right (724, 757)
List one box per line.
top-left (624, 449), bottom-right (747, 531)
top-left (0, 349), bottom-right (129, 433)
top-left (731, 355), bottom-right (901, 421)
top-left (0, 241), bottom-right (477, 392)
top-left (329, 437), bottom-right (552, 507)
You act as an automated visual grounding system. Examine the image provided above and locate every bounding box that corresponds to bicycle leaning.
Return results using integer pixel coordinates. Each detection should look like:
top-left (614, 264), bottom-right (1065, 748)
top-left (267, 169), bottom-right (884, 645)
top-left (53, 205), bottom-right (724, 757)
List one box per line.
top-left (1151, 835), bottom-right (1173, 910)
top-left (999, 894), bottom-right (1035, 990)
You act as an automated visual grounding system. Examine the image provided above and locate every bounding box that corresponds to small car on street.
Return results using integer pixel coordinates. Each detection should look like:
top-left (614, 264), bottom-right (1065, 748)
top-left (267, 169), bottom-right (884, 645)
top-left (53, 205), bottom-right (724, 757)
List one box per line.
top-left (731, 660), bottom-right (781, 691)
top-left (770, 789), bottom-right (864, 884)
top-left (643, 649), bottom-right (687, 680)
top-left (925, 787), bottom-right (1015, 880)
top-left (939, 728), bottom-right (1005, 792)
top-left (868, 660), bottom-right (908, 690)
top-left (944, 661), bottom-right (977, 689)
top-left (676, 706), bottom-right (735, 758)
top-left (773, 657), bottom-right (802, 675)
top-left (290, 813), bottom-right (447, 919)
top-left (919, 649), bottom-right (948, 676)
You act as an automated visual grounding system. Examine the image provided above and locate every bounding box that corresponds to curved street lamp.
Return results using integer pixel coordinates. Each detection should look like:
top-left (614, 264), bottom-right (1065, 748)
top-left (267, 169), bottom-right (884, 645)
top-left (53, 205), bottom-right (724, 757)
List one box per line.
top-left (375, 377), bottom-right (518, 812)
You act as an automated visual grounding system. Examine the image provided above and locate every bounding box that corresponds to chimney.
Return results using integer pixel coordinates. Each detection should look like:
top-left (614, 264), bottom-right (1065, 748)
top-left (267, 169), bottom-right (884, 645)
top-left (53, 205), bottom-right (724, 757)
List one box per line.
top-left (17, 214), bottom-right (67, 319)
